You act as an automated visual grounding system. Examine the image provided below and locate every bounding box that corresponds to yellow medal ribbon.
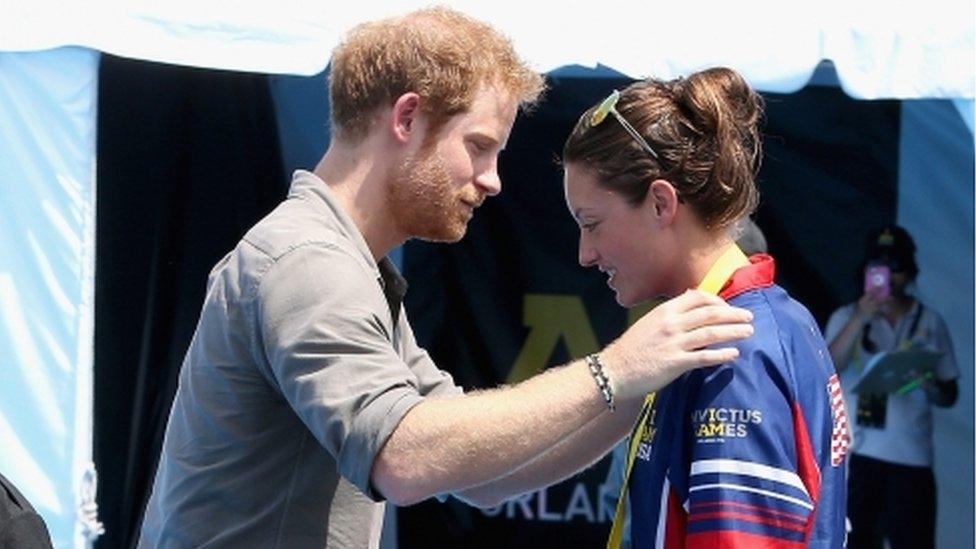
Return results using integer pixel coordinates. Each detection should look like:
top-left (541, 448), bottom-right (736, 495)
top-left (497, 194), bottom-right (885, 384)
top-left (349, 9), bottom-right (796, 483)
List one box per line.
top-left (606, 244), bottom-right (750, 549)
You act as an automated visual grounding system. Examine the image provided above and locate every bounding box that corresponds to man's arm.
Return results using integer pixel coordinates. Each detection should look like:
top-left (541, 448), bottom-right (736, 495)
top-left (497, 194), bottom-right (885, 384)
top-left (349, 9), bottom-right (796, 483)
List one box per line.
top-left (452, 396), bottom-right (644, 508)
top-left (372, 290), bottom-right (753, 505)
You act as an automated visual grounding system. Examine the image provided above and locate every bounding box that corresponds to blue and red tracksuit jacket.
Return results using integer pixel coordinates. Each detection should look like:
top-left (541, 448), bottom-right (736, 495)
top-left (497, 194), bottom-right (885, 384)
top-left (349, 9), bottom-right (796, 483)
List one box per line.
top-left (629, 255), bottom-right (850, 548)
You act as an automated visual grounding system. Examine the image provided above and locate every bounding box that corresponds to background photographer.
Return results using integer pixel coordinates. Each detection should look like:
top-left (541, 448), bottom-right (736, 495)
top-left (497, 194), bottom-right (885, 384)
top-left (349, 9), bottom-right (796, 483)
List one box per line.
top-left (825, 224), bottom-right (958, 549)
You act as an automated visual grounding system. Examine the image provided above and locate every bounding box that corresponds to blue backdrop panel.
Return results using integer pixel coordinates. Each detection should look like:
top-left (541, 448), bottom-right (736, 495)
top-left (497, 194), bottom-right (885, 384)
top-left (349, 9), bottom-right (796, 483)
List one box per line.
top-left (0, 48), bottom-right (99, 548)
top-left (899, 99), bottom-right (975, 549)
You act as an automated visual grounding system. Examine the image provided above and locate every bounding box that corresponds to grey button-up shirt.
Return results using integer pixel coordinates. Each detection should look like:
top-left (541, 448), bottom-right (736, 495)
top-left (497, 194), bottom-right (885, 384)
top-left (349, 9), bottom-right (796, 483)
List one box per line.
top-left (140, 171), bottom-right (461, 548)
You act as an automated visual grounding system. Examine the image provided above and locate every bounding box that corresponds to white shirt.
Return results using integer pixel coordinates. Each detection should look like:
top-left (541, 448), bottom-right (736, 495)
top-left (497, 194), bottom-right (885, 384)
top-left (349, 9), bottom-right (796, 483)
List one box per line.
top-left (825, 300), bottom-right (958, 467)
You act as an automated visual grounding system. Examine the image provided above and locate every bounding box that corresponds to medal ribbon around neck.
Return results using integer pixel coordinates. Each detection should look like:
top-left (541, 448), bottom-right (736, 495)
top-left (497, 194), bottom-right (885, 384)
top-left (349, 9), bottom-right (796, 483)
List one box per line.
top-left (606, 244), bottom-right (750, 549)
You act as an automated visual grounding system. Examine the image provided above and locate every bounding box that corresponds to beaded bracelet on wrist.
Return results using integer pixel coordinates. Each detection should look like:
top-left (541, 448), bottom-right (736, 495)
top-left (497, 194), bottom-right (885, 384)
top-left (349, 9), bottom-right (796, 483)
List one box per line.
top-left (585, 353), bottom-right (615, 412)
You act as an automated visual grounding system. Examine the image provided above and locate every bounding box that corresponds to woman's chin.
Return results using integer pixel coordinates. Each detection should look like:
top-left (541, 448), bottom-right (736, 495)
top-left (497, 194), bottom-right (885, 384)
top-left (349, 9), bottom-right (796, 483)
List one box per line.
top-left (617, 290), bottom-right (671, 310)
top-left (611, 286), bottom-right (632, 308)
top-left (615, 290), bottom-right (649, 309)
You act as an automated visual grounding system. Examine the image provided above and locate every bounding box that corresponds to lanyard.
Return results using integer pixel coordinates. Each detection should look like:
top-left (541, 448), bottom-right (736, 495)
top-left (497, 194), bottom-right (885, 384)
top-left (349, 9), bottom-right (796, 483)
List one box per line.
top-left (853, 301), bottom-right (925, 370)
top-left (606, 244), bottom-right (749, 549)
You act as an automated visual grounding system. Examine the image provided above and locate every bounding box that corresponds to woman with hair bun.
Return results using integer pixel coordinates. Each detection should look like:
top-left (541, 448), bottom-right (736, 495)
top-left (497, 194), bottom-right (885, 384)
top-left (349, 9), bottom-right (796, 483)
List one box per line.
top-left (563, 67), bottom-right (849, 547)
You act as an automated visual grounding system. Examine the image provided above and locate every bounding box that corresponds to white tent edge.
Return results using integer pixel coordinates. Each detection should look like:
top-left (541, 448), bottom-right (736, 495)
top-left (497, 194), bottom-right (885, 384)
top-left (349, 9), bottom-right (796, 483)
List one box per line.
top-left (1, 1), bottom-right (974, 99)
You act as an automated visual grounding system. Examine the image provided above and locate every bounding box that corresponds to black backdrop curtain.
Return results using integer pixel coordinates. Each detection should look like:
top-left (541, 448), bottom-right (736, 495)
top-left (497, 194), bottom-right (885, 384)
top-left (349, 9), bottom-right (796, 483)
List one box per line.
top-left (93, 61), bottom-right (899, 549)
top-left (94, 55), bottom-right (287, 549)
top-left (398, 75), bottom-right (899, 547)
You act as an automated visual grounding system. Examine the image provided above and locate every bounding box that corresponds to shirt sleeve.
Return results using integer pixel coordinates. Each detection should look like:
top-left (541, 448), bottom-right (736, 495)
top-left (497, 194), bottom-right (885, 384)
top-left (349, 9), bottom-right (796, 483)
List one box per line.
top-left (255, 243), bottom-right (435, 500)
top-left (683, 341), bottom-right (820, 547)
top-left (823, 304), bottom-right (852, 344)
top-left (0, 514), bottom-right (54, 549)
top-left (928, 309), bottom-right (960, 381)
top-left (824, 304), bottom-right (864, 390)
top-left (398, 310), bottom-right (463, 398)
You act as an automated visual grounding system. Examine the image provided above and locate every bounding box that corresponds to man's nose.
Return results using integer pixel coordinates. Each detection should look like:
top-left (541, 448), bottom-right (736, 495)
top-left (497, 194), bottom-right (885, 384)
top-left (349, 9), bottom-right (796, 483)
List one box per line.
top-left (475, 166), bottom-right (501, 196)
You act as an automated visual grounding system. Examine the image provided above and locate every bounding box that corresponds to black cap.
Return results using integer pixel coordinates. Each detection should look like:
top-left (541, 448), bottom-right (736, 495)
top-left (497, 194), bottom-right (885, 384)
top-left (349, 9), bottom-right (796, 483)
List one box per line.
top-left (865, 225), bottom-right (918, 277)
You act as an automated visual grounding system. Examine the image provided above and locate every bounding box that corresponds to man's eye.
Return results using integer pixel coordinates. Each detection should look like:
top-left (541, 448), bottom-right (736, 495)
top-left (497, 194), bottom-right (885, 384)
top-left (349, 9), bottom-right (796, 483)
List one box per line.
top-left (470, 140), bottom-right (490, 153)
top-left (582, 222), bottom-right (599, 233)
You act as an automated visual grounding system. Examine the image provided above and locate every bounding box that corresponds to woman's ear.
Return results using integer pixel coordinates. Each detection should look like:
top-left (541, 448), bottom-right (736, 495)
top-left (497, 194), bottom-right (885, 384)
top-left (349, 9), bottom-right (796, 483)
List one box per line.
top-left (646, 179), bottom-right (680, 226)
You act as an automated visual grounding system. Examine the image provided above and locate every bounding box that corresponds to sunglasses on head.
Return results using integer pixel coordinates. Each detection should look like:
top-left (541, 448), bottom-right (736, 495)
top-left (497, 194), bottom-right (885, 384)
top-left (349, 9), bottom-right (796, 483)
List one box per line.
top-left (590, 90), bottom-right (660, 160)
top-left (588, 90), bottom-right (688, 203)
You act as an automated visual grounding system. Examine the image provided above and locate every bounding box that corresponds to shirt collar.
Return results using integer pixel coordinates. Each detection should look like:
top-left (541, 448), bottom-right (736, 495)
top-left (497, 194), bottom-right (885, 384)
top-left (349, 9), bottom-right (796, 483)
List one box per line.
top-left (288, 170), bottom-right (408, 319)
top-left (718, 253), bottom-right (776, 300)
top-left (288, 169), bottom-right (379, 273)
top-left (378, 257), bottom-right (408, 321)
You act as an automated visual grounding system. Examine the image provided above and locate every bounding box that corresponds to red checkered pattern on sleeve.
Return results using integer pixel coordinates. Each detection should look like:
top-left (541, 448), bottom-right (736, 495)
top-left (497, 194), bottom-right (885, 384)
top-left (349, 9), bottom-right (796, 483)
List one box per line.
top-left (827, 374), bottom-right (850, 466)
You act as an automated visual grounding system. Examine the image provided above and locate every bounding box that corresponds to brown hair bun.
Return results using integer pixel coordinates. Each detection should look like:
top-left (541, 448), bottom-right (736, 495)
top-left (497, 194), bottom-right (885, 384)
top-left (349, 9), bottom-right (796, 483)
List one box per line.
top-left (564, 66), bottom-right (764, 230)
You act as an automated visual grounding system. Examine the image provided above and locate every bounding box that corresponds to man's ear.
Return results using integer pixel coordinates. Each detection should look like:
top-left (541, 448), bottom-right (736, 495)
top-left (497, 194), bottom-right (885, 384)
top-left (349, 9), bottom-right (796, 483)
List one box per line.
top-left (646, 179), bottom-right (679, 226)
top-left (390, 92), bottom-right (423, 144)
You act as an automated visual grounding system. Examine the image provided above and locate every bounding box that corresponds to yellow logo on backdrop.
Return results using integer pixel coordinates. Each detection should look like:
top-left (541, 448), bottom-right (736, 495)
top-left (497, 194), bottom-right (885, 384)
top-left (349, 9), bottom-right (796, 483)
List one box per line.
top-left (508, 295), bottom-right (599, 383)
top-left (507, 294), bottom-right (666, 384)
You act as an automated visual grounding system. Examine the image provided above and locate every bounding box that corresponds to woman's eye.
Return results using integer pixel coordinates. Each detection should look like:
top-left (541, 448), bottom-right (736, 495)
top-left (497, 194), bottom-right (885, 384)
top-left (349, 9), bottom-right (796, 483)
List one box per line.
top-left (582, 222), bottom-right (599, 233)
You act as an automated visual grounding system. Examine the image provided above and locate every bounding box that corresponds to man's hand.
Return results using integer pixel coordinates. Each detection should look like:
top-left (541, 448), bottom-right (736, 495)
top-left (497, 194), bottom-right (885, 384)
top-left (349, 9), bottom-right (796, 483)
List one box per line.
top-left (600, 289), bottom-right (754, 402)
